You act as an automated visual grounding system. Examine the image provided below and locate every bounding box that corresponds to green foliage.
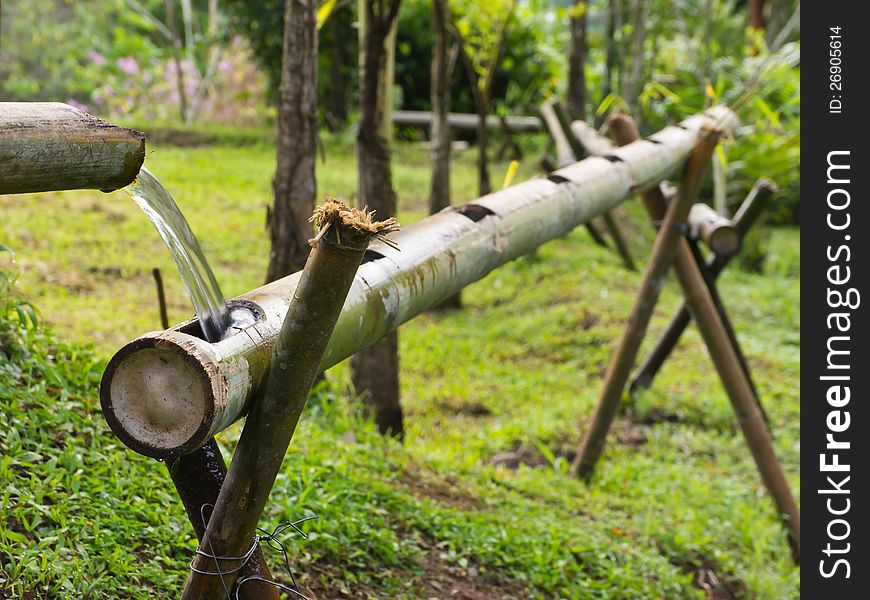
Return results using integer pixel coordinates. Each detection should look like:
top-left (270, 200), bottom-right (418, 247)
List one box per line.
top-left (450, 0), bottom-right (517, 91)
top-left (584, 0), bottom-right (801, 224)
top-left (0, 0), bottom-right (162, 102)
top-left (224, 0), bottom-right (286, 96)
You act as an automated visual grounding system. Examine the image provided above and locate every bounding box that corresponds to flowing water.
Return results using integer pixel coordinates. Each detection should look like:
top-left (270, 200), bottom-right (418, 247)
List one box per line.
top-left (126, 167), bottom-right (231, 342)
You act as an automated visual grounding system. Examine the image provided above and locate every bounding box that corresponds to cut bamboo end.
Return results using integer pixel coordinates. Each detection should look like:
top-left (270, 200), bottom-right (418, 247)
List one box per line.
top-left (688, 203), bottom-right (741, 256)
top-left (309, 197), bottom-right (400, 250)
top-left (0, 102), bottom-right (145, 195)
top-left (100, 332), bottom-right (222, 460)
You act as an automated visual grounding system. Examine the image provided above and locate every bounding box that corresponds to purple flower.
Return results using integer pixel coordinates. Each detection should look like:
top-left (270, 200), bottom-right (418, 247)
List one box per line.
top-left (218, 59), bottom-right (232, 73)
top-left (116, 56), bottom-right (140, 75)
top-left (66, 99), bottom-right (89, 112)
top-left (88, 50), bottom-right (107, 66)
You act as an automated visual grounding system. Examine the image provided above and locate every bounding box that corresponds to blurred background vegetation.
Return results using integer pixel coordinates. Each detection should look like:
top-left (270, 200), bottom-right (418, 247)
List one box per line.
top-left (0, 0), bottom-right (799, 224)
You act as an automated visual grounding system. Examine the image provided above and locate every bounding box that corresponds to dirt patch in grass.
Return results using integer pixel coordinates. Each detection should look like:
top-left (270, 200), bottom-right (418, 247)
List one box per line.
top-left (434, 398), bottom-right (493, 418)
top-left (489, 439), bottom-right (576, 470)
top-left (613, 418), bottom-right (651, 446)
top-left (400, 469), bottom-right (487, 512)
top-left (417, 537), bottom-right (529, 600)
top-left (662, 551), bottom-right (747, 600)
top-left (140, 127), bottom-right (272, 148)
top-left (294, 537), bottom-right (529, 600)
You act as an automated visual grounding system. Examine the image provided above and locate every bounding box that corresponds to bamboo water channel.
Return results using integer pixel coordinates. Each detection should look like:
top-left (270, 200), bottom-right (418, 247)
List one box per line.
top-left (101, 105), bottom-right (738, 459)
top-left (1, 101), bottom-right (800, 593)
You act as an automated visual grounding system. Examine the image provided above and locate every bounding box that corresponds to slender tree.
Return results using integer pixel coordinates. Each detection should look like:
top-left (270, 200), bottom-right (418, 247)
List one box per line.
top-left (749, 0), bottom-right (766, 30)
top-left (323, 1), bottom-right (355, 131)
top-left (449, 0), bottom-right (517, 197)
top-left (164, 0), bottom-right (188, 122)
top-left (566, 1), bottom-right (588, 121)
top-left (600, 0), bottom-right (617, 123)
top-left (430, 0), bottom-right (451, 215)
top-left (351, 0), bottom-right (404, 437)
top-left (265, 0), bottom-right (319, 282)
top-left (623, 0), bottom-right (647, 121)
top-left (430, 0), bottom-right (461, 309)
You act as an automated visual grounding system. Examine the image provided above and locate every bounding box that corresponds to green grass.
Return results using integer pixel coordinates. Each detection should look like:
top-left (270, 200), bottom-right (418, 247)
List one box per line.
top-left (1, 137), bottom-right (799, 598)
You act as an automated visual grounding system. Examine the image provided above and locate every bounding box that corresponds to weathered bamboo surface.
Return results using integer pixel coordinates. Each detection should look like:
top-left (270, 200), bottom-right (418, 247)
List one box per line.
top-left (101, 106), bottom-right (736, 459)
top-left (394, 109), bottom-right (542, 132)
top-left (0, 102), bottom-right (145, 194)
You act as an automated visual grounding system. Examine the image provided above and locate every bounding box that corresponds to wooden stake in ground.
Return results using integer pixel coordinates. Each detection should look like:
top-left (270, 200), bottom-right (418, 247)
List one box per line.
top-left (168, 439), bottom-right (280, 600)
top-left (182, 199), bottom-right (398, 599)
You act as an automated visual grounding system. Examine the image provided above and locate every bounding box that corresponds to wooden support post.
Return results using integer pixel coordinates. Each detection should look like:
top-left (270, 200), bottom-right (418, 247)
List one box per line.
top-left (0, 102), bottom-right (145, 194)
top-left (630, 179), bottom-right (777, 392)
top-left (571, 129), bottom-right (720, 482)
top-left (151, 268), bottom-right (170, 330)
top-left (167, 439), bottom-right (280, 600)
top-left (553, 100), bottom-right (636, 271)
top-left (586, 116), bottom-right (799, 561)
top-left (182, 200), bottom-right (397, 599)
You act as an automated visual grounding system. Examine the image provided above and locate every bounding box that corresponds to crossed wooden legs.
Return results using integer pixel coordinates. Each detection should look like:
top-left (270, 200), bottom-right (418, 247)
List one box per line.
top-left (570, 124), bottom-right (800, 563)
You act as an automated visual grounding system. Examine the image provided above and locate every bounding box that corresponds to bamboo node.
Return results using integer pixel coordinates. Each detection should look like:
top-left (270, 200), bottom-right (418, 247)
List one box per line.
top-left (309, 197), bottom-right (400, 250)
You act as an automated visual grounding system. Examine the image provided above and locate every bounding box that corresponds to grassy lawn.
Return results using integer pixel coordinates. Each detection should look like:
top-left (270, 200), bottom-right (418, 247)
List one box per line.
top-left (1, 136), bottom-right (799, 598)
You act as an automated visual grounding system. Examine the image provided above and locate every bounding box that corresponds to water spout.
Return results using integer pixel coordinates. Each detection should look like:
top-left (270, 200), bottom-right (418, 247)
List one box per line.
top-left (126, 167), bottom-right (230, 342)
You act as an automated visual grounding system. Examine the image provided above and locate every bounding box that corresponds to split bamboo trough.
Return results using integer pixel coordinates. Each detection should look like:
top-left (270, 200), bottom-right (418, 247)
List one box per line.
top-left (101, 106), bottom-right (737, 460)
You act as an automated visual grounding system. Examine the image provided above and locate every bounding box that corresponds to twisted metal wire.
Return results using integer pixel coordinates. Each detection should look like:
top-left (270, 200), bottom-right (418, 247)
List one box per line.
top-left (192, 504), bottom-right (316, 600)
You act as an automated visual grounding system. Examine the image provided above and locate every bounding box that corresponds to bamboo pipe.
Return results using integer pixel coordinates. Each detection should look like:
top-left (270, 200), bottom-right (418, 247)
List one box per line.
top-left (0, 102), bottom-right (145, 194)
top-left (538, 98), bottom-right (610, 249)
top-left (100, 107), bottom-right (737, 461)
top-left (570, 119), bottom-right (619, 157)
top-left (181, 201), bottom-right (392, 599)
top-left (393, 110), bottom-right (542, 132)
top-left (688, 202), bottom-right (741, 256)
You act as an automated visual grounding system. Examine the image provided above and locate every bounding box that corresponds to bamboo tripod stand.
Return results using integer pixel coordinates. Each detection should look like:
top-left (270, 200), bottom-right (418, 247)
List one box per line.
top-left (569, 116), bottom-right (800, 563)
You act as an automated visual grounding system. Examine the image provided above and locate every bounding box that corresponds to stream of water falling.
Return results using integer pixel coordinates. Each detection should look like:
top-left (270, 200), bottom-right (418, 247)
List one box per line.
top-left (126, 167), bottom-right (231, 342)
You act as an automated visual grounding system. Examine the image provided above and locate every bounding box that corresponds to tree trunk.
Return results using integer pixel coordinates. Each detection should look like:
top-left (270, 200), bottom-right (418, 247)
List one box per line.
top-left (623, 0), bottom-right (647, 121)
top-left (475, 98), bottom-right (491, 196)
top-left (749, 0), bottom-right (766, 30)
top-left (324, 3), bottom-right (354, 131)
top-left (429, 0), bottom-right (451, 215)
top-left (164, 0), bottom-right (188, 123)
top-left (431, 0), bottom-right (460, 309)
top-left (614, 0), bottom-right (626, 96)
top-left (600, 0), bottom-right (617, 124)
top-left (353, 0), bottom-right (404, 438)
top-left (567, 1), bottom-right (588, 121)
top-left (266, 0), bottom-right (318, 282)
top-left (456, 44), bottom-right (490, 197)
